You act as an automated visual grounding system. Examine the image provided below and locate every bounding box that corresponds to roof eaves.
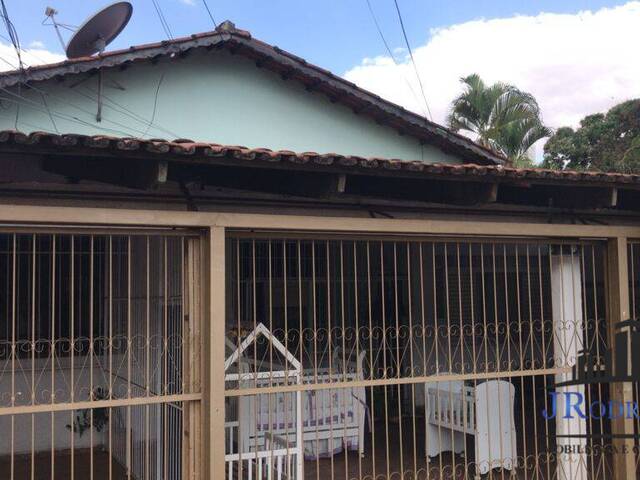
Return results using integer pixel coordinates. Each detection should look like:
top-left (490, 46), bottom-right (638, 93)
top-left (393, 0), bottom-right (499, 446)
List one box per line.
top-left (1, 130), bottom-right (638, 188)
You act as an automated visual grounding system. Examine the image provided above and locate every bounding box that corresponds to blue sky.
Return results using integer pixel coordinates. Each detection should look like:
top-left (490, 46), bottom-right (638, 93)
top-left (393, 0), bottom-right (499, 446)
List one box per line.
top-left (6, 0), bottom-right (629, 74)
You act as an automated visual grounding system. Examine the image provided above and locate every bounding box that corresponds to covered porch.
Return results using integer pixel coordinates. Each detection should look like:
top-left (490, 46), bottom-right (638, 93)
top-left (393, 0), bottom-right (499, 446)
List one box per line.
top-left (0, 131), bottom-right (639, 479)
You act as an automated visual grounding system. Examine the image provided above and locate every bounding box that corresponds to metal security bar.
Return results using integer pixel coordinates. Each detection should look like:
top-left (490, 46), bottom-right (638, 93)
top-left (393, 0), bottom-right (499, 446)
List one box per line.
top-left (628, 240), bottom-right (640, 477)
top-left (225, 235), bottom-right (610, 480)
top-left (0, 232), bottom-right (202, 480)
top-left (630, 241), bottom-right (640, 321)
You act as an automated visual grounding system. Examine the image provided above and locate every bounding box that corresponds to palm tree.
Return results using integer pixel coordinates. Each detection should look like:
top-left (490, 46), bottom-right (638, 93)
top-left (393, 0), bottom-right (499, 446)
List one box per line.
top-left (447, 74), bottom-right (551, 167)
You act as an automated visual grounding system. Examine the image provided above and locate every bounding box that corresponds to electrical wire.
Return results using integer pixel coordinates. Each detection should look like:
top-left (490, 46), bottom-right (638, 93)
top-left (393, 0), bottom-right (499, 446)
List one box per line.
top-left (38, 90), bottom-right (59, 133)
top-left (0, 54), bottom-right (151, 137)
top-left (0, 0), bottom-right (22, 71)
top-left (0, 0), bottom-right (25, 129)
top-left (78, 83), bottom-right (181, 138)
top-left (364, 0), bottom-right (427, 118)
top-left (151, 0), bottom-right (174, 39)
top-left (1, 78), bottom-right (150, 136)
top-left (0, 85), bottom-right (130, 136)
top-left (0, 87), bottom-right (139, 137)
top-left (0, 10), bottom-right (179, 138)
top-left (0, 52), bottom-right (58, 133)
top-left (392, 0), bottom-right (433, 120)
top-left (142, 73), bottom-right (165, 136)
top-left (202, 0), bottom-right (218, 29)
top-left (0, 38), bottom-right (182, 138)
top-left (0, 2), bottom-right (177, 138)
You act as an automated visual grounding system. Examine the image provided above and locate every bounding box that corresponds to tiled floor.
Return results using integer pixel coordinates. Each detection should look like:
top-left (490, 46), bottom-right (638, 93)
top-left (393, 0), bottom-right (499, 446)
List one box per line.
top-left (0, 449), bottom-right (128, 480)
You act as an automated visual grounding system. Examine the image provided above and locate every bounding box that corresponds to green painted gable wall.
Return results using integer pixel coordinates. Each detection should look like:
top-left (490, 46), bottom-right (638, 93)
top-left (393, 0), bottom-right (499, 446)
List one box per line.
top-left (0, 50), bottom-right (461, 164)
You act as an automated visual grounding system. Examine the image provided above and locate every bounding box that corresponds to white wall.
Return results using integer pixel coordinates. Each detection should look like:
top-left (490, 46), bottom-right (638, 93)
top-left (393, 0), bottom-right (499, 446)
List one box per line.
top-left (0, 357), bottom-right (107, 455)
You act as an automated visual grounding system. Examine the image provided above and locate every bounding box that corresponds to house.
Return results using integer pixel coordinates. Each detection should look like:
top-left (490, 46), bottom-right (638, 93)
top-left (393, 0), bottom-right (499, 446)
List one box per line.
top-left (0, 20), bottom-right (638, 480)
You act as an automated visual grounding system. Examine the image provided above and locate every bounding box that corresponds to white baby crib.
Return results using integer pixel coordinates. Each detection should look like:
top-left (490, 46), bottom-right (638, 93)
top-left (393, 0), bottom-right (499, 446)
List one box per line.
top-left (252, 354), bottom-right (366, 460)
top-left (224, 323), bottom-right (367, 479)
top-left (424, 378), bottom-right (517, 478)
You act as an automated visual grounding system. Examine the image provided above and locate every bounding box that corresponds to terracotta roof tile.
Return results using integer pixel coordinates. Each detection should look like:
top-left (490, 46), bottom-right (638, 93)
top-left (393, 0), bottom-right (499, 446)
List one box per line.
top-left (337, 156), bottom-right (360, 167)
top-left (1, 130), bottom-right (639, 188)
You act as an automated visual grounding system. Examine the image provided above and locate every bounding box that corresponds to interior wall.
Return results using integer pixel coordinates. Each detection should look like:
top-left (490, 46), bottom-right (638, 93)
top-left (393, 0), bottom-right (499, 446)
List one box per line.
top-left (0, 358), bottom-right (104, 455)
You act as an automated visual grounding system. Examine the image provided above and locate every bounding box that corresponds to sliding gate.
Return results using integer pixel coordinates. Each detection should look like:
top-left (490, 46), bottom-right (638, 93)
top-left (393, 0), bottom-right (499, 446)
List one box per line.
top-left (0, 229), bottom-right (203, 480)
top-left (224, 233), bottom-right (617, 480)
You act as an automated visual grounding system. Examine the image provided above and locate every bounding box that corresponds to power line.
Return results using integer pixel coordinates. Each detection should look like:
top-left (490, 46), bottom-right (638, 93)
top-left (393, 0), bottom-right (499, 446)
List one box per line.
top-left (0, 5), bottom-right (174, 139)
top-left (202, 0), bottom-right (218, 29)
top-left (0, 40), bottom-right (60, 133)
top-left (153, 0), bottom-right (173, 38)
top-left (364, 0), bottom-right (427, 119)
top-left (0, 53), bottom-right (21, 71)
top-left (151, 0), bottom-right (174, 39)
top-left (0, 85), bottom-right (135, 136)
top-left (0, 53), bottom-right (152, 137)
top-left (0, 37), bottom-right (182, 138)
top-left (0, 65), bottom-right (143, 136)
top-left (392, 0), bottom-right (432, 121)
top-left (38, 90), bottom-right (59, 133)
top-left (0, 1), bottom-right (50, 130)
top-left (78, 83), bottom-right (181, 138)
top-left (0, 0), bottom-right (23, 71)
top-left (0, 3), bottom-right (178, 139)
top-left (0, 87), bottom-right (138, 137)
top-left (142, 73), bottom-right (165, 137)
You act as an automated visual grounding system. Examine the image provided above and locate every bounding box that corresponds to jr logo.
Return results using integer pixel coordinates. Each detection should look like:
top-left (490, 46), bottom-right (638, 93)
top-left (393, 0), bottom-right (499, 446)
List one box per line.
top-left (542, 391), bottom-right (639, 420)
top-left (542, 319), bottom-right (640, 438)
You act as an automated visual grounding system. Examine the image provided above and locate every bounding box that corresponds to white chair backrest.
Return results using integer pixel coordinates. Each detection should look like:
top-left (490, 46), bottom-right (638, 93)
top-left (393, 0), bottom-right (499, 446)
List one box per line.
top-left (474, 380), bottom-right (514, 421)
top-left (474, 380), bottom-right (516, 474)
top-left (429, 371), bottom-right (464, 393)
top-left (432, 379), bottom-right (463, 393)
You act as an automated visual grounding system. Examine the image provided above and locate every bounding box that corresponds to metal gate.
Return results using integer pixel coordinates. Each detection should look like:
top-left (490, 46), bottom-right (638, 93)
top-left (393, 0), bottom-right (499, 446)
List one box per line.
top-left (0, 230), bottom-right (203, 480)
top-left (224, 234), bottom-right (613, 480)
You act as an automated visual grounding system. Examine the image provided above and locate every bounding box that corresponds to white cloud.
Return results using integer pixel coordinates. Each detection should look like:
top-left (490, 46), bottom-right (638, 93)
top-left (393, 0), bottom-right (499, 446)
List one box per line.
top-left (179, 0), bottom-right (196, 5)
top-left (0, 42), bottom-right (65, 71)
top-left (344, 2), bottom-right (640, 159)
top-left (28, 40), bottom-right (45, 49)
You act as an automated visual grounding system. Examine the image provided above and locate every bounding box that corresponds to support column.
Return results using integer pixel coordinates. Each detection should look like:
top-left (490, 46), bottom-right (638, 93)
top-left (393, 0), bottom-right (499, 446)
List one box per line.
top-left (551, 252), bottom-right (587, 480)
top-left (206, 226), bottom-right (226, 479)
top-left (606, 237), bottom-right (634, 479)
top-left (184, 237), bottom-right (204, 479)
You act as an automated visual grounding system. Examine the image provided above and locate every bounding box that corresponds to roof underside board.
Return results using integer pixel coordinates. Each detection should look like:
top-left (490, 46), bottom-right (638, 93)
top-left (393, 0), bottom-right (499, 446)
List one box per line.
top-left (1, 130), bottom-right (639, 219)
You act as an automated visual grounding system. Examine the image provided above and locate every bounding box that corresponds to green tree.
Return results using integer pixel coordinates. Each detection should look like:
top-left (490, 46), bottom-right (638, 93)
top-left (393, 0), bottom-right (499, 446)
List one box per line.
top-left (542, 99), bottom-right (640, 173)
top-left (447, 74), bottom-right (551, 167)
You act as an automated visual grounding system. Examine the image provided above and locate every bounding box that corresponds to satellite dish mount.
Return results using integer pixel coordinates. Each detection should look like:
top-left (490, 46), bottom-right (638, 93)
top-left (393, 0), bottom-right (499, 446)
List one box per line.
top-left (44, 2), bottom-right (133, 121)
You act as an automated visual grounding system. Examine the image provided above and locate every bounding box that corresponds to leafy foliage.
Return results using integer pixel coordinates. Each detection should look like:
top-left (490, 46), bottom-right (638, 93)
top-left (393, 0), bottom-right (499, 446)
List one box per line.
top-left (542, 99), bottom-right (640, 173)
top-left (447, 74), bottom-right (551, 167)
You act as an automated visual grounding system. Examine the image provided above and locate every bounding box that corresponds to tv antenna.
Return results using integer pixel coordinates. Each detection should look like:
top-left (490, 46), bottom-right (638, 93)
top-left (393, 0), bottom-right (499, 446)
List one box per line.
top-left (44, 2), bottom-right (133, 121)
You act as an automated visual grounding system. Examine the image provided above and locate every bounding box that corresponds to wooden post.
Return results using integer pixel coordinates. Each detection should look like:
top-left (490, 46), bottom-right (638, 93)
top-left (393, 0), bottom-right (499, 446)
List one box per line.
top-left (606, 237), bottom-right (634, 478)
top-left (206, 226), bottom-right (226, 479)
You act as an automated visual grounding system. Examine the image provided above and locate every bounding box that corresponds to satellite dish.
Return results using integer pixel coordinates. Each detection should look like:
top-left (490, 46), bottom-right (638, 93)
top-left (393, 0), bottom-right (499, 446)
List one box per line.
top-left (65, 2), bottom-right (132, 58)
